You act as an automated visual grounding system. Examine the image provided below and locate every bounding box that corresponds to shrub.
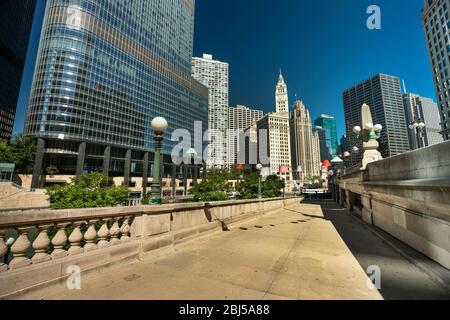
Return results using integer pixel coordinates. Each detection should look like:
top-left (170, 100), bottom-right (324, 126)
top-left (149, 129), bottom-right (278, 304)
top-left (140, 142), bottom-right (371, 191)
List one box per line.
top-left (190, 169), bottom-right (231, 202)
top-left (46, 173), bottom-right (129, 209)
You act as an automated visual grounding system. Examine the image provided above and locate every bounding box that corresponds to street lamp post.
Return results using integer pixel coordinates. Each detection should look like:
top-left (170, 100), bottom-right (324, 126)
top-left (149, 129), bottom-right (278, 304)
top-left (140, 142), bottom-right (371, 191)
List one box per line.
top-left (256, 163), bottom-right (263, 199)
top-left (408, 120), bottom-right (426, 149)
top-left (186, 148), bottom-right (198, 186)
top-left (150, 117), bottom-right (168, 205)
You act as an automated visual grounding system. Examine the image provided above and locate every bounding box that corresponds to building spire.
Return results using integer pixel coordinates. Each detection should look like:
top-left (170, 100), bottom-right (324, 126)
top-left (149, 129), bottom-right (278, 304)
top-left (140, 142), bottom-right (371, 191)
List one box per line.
top-left (279, 68), bottom-right (284, 82)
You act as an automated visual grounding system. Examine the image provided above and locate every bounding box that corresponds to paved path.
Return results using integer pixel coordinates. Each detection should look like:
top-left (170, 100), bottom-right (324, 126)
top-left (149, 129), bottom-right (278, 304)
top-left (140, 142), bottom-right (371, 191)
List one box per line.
top-left (317, 200), bottom-right (450, 300)
top-left (16, 201), bottom-right (383, 300)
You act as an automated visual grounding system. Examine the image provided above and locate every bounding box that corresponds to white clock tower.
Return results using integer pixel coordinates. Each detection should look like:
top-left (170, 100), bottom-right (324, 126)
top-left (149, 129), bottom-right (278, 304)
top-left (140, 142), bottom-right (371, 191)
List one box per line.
top-left (275, 71), bottom-right (289, 114)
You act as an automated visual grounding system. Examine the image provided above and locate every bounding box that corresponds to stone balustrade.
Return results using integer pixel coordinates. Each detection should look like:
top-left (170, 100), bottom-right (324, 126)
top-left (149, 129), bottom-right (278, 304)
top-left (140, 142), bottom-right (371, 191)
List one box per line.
top-left (1, 213), bottom-right (135, 271)
top-left (0, 197), bottom-right (300, 297)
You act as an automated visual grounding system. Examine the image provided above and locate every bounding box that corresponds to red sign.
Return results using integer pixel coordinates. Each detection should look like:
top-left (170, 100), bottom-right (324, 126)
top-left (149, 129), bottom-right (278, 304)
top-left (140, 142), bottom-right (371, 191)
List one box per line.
top-left (322, 160), bottom-right (331, 167)
top-left (236, 163), bottom-right (244, 170)
top-left (279, 165), bottom-right (288, 173)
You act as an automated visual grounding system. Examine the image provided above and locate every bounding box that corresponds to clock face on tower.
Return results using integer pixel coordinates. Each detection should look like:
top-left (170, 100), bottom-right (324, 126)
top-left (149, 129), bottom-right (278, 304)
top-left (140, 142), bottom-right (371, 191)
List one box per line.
top-left (275, 74), bottom-right (289, 113)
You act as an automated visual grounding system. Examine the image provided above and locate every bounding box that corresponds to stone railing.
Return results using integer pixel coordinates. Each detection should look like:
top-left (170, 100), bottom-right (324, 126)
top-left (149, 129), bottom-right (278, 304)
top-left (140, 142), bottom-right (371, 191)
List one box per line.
top-left (0, 197), bottom-right (300, 297)
top-left (331, 141), bottom-right (450, 270)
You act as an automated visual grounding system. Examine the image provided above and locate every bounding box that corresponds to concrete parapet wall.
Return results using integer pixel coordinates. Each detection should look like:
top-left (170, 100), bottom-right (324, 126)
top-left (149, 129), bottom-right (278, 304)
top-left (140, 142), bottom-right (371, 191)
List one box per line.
top-left (335, 141), bottom-right (450, 269)
top-left (367, 140), bottom-right (450, 181)
top-left (371, 198), bottom-right (449, 269)
top-left (0, 197), bottom-right (300, 298)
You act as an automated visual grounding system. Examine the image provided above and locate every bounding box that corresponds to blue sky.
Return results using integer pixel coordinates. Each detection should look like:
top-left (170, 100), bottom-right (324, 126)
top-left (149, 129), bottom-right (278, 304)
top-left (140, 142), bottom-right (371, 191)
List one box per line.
top-left (15, 0), bottom-right (435, 139)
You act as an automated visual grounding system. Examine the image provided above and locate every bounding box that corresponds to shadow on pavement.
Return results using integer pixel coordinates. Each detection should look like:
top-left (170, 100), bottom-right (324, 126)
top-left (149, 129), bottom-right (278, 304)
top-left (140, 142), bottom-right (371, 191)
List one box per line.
top-left (301, 199), bottom-right (450, 300)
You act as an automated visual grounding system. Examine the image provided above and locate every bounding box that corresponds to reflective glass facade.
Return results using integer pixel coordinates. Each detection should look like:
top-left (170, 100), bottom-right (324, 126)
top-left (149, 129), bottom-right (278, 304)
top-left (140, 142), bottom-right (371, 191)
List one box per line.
top-left (0, 0), bottom-right (37, 141)
top-left (25, 0), bottom-right (208, 155)
top-left (314, 115), bottom-right (338, 158)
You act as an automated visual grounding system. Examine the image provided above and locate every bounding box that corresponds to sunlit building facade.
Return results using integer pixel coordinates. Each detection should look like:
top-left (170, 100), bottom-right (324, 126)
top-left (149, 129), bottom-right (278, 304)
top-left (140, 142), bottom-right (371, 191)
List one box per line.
top-left (421, 0), bottom-right (450, 140)
top-left (290, 100), bottom-right (321, 181)
top-left (192, 54), bottom-right (229, 169)
top-left (25, 0), bottom-right (208, 189)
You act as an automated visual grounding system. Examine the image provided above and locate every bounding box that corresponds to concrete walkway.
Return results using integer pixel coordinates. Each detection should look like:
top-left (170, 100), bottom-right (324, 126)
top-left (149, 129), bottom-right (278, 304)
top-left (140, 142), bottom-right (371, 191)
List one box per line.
top-left (317, 200), bottom-right (450, 300)
top-left (16, 202), bottom-right (383, 300)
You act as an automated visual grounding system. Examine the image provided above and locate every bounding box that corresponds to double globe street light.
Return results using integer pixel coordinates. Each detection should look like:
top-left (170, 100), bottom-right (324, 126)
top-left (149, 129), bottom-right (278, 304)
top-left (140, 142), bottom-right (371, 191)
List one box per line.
top-left (408, 120), bottom-right (426, 149)
top-left (353, 122), bottom-right (383, 139)
top-left (353, 120), bottom-right (383, 168)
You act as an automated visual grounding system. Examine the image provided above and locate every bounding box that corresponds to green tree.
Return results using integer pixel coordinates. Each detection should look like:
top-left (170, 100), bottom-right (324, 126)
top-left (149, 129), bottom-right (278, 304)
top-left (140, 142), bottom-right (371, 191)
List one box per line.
top-left (190, 169), bottom-right (231, 202)
top-left (229, 167), bottom-right (246, 180)
top-left (0, 135), bottom-right (36, 173)
top-left (236, 172), bottom-right (259, 199)
top-left (46, 173), bottom-right (129, 209)
top-left (0, 140), bottom-right (14, 163)
top-left (11, 135), bottom-right (36, 174)
top-left (262, 175), bottom-right (285, 198)
top-left (237, 174), bottom-right (285, 199)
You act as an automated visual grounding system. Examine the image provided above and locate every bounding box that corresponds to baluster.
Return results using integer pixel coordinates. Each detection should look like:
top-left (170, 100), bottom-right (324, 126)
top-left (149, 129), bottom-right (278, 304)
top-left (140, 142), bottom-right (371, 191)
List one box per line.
top-left (120, 216), bottom-right (131, 241)
top-left (83, 219), bottom-right (98, 252)
top-left (68, 221), bottom-right (84, 255)
top-left (0, 229), bottom-right (8, 272)
top-left (97, 219), bottom-right (110, 248)
top-left (31, 224), bottom-right (52, 264)
top-left (109, 218), bottom-right (121, 245)
top-left (9, 227), bottom-right (33, 269)
top-left (51, 223), bottom-right (68, 259)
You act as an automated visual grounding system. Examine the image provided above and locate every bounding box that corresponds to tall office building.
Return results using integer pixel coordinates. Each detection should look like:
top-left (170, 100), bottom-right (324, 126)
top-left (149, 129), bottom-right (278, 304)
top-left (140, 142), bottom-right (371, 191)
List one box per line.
top-left (25, 0), bottom-right (208, 189)
top-left (403, 93), bottom-right (444, 149)
top-left (314, 126), bottom-right (331, 162)
top-left (311, 129), bottom-right (321, 178)
top-left (421, 0), bottom-right (450, 140)
top-left (0, 0), bottom-right (37, 141)
top-left (343, 74), bottom-right (410, 165)
top-left (314, 114), bottom-right (338, 158)
top-left (243, 121), bottom-right (258, 166)
top-left (257, 113), bottom-right (292, 180)
top-left (289, 100), bottom-right (321, 181)
top-left (228, 105), bottom-right (264, 165)
top-left (257, 72), bottom-right (292, 180)
top-left (339, 134), bottom-right (349, 155)
top-left (192, 54), bottom-right (229, 169)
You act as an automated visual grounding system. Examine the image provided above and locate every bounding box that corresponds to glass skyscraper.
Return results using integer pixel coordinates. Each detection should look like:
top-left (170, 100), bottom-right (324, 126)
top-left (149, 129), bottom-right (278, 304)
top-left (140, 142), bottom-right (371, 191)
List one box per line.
top-left (314, 114), bottom-right (338, 160)
top-left (0, 0), bottom-right (37, 141)
top-left (343, 74), bottom-right (410, 166)
top-left (25, 0), bottom-right (208, 189)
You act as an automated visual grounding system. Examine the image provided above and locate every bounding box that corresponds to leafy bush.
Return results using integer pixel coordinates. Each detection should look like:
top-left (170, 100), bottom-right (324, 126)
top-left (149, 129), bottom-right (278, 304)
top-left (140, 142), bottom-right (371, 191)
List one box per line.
top-left (190, 169), bottom-right (231, 202)
top-left (46, 173), bottom-right (129, 209)
top-left (0, 135), bottom-right (36, 174)
top-left (237, 174), bottom-right (285, 199)
top-left (236, 173), bottom-right (259, 199)
top-left (262, 175), bottom-right (285, 198)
